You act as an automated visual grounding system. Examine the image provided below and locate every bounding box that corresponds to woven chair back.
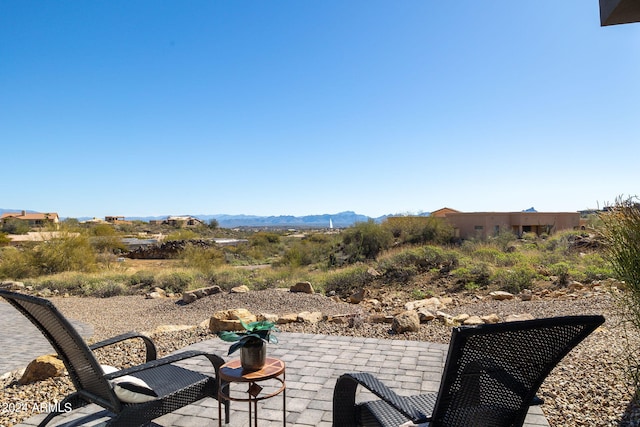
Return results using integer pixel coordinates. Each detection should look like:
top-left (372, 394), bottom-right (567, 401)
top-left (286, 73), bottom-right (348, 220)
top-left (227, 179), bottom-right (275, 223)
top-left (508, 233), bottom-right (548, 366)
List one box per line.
top-left (430, 315), bottom-right (604, 427)
top-left (0, 290), bottom-right (119, 410)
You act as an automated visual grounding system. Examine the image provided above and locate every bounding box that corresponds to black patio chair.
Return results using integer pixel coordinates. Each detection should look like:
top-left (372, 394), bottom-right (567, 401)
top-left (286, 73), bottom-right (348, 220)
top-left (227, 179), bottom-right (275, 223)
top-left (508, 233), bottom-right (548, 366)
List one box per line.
top-left (0, 289), bottom-right (229, 426)
top-left (333, 315), bottom-right (604, 427)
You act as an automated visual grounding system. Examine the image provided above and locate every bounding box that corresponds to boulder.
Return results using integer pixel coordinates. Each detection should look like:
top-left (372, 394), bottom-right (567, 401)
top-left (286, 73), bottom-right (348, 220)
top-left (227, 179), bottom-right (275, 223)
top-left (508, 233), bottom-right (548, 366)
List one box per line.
top-left (257, 313), bottom-right (279, 323)
top-left (417, 308), bottom-right (436, 322)
top-left (506, 313), bottom-right (535, 322)
top-left (209, 309), bottom-right (256, 333)
top-left (349, 288), bottom-right (367, 304)
top-left (230, 285), bottom-right (250, 293)
top-left (489, 291), bottom-right (515, 301)
top-left (392, 311), bottom-right (420, 333)
top-left (290, 282), bottom-right (314, 294)
top-left (297, 311), bottom-right (323, 324)
top-left (277, 314), bottom-right (298, 324)
top-left (404, 297), bottom-right (442, 312)
top-left (182, 292), bottom-right (197, 304)
top-left (481, 313), bottom-right (501, 324)
top-left (0, 281), bottom-right (25, 290)
top-left (19, 355), bottom-right (65, 384)
top-left (519, 289), bottom-right (533, 301)
top-left (463, 316), bottom-right (484, 326)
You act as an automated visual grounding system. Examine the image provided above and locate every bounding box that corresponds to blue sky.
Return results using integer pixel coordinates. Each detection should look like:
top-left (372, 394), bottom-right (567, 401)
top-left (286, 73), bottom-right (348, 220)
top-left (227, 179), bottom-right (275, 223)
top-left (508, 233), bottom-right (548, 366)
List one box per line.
top-left (1, 1), bottom-right (639, 219)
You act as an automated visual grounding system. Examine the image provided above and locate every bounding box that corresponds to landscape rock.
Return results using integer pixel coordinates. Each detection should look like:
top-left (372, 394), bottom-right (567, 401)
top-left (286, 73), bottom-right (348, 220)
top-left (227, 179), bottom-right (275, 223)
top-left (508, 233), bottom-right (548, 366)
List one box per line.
top-left (417, 308), bottom-right (436, 322)
top-left (404, 297), bottom-right (442, 312)
top-left (257, 313), bottom-right (279, 323)
top-left (209, 308), bottom-right (256, 333)
top-left (481, 313), bottom-right (501, 324)
top-left (505, 313), bottom-right (535, 322)
top-left (392, 310), bottom-right (420, 333)
top-left (463, 315), bottom-right (484, 325)
top-left (519, 289), bottom-right (533, 301)
top-left (290, 282), bottom-right (314, 294)
top-left (297, 311), bottom-right (323, 324)
top-left (230, 285), bottom-right (250, 293)
top-left (349, 288), bottom-right (367, 304)
top-left (489, 291), bottom-right (515, 301)
top-left (368, 314), bottom-right (394, 324)
top-left (0, 281), bottom-right (25, 290)
top-left (19, 355), bottom-right (65, 384)
top-left (277, 314), bottom-right (298, 324)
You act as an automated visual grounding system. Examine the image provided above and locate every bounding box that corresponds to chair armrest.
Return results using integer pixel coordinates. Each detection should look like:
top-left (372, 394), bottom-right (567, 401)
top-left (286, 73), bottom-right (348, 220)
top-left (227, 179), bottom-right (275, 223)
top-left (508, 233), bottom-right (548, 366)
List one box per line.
top-left (103, 350), bottom-right (225, 380)
top-left (334, 373), bottom-right (430, 424)
top-left (89, 331), bottom-right (157, 362)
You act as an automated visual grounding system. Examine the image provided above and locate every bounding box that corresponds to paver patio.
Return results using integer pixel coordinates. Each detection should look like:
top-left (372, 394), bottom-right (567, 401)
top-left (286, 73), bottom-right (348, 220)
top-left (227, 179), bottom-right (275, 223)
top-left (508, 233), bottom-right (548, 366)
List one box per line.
top-left (14, 332), bottom-right (550, 427)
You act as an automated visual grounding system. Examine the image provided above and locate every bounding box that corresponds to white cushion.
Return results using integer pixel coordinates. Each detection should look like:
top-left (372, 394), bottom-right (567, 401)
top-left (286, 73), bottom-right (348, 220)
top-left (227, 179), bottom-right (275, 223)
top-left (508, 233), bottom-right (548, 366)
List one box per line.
top-left (101, 365), bottom-right (158, 403)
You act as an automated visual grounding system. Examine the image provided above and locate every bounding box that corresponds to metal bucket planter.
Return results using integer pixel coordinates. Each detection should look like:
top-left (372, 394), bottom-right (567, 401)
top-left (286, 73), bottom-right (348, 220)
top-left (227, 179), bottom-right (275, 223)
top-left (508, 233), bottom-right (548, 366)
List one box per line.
top-left (240, 339), bottom-right (266, 371)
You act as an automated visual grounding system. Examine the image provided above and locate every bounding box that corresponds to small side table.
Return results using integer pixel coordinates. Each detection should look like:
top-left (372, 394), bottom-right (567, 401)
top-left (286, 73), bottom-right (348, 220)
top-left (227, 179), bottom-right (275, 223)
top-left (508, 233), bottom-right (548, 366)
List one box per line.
top-left (218, 357), bottom-right (286, 427)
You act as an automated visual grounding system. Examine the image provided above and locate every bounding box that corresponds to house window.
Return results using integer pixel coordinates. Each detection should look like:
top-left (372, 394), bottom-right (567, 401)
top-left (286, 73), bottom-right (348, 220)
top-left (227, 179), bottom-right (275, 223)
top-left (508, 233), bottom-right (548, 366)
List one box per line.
top-left (474, 226), bottom-right (483, 231)
top-left (494, 225), bottom-right (500, 235)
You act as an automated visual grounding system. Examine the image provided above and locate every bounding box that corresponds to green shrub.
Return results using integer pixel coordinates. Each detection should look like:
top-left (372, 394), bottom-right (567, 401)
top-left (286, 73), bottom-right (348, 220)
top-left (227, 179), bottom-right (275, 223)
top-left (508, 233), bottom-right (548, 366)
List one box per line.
top-left (341, 220), bottom-right (392, 262)
top-left (0, 246), bottom-right (37, 279)
top-left (181, 243), bottom-right (225, 272)
top-left (129, 271), bottom-right (156, 287)
top-left (549, 262), bottom-right (570, 285)
top-left (599, 197), bottom-right (640, 386)
top-left (33, 234), bottom-right (98, 275)
top-left (157, 271), bottom-right (196, 293)
top-left (321, 265), bottom-right (373, 296)
top-left (491, 265), bottom-right (537, 294)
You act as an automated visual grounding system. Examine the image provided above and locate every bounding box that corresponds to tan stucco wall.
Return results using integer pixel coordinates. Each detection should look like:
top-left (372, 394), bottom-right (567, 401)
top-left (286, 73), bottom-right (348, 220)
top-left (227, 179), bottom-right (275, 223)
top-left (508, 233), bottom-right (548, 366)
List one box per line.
top-left (444, 212), bottom-right (580, 239)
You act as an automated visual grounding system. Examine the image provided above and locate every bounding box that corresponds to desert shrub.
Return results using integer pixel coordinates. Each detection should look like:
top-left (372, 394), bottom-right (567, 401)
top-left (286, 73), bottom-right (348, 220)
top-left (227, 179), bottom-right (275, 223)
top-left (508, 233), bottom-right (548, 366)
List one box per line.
top-left (549, 262), bottom-right (570, 285)
top-left (580, 253), bottom-right (613, 282)
top-left (321, 265), bottom-right (373, 296)
top-left (377, 245), bottom-right (459, 280)
top-left (1, 218), bottom-right (30, 234)
top-left (156, 270), bottom-right (196, 293)
top-left (341, 220), bottom-right (392, 262)
top-left (0, 246), bottom-right (37, 279)
top-left (599, 197), bottom-right (640, 385)
top-left (382, 216), bottom-right (454, 245)
top-left (129, 270), bottom-right (157, 287)
top-left (33, 234), bottom-right (97, 275)
top-left (165, 229), bottom-right (199, 241)
top-left (0, 232), bottom-right (10, 246)
top-left (181, 243), bottom-right (225, 272)
top-left (491, 265), bottom-right (537, 294)
top-left (207, 267), bottom-right (252, 290)
top-left (251, 232), bottom-right (281, 246)
top-left (92, 280), bottom-right (128, 297)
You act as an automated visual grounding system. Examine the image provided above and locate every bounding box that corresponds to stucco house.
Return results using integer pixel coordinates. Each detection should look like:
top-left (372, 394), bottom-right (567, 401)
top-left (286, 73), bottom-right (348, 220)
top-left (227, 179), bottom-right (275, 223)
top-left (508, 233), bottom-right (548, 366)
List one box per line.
top-left (0, 210), bottom-right (60, 229)
top-left (430, 208), bottom-right (580, 239)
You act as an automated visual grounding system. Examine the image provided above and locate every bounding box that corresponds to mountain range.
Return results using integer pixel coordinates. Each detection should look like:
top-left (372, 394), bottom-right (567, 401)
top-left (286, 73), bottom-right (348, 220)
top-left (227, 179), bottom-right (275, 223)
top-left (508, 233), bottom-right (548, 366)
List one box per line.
top-left (1, 209), bottom-right (426, 228)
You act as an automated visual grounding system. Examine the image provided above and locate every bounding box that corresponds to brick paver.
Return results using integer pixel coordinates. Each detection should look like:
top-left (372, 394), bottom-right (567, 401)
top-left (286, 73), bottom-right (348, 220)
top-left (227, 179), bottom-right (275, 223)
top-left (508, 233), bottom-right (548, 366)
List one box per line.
top-left (13, 332), bottom-right (550, 427)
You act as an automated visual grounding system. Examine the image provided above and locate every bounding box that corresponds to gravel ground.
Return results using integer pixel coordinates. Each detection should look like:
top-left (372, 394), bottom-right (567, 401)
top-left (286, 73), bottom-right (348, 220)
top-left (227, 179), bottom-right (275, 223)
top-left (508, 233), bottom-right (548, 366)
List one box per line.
top-left (1, 287), bottom-right (639, 427)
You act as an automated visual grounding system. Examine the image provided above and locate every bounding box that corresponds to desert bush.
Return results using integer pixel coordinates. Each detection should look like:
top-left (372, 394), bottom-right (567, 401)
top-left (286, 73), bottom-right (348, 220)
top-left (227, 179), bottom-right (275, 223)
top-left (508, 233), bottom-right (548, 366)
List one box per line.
top-left (490, 264), bottom-right (537, 294)
top-left (0, 246), bottom-right (37, 279)
top-left (165, 229), bottom-right (199, 241)
top-left (598, 197), bottom-right (640, 384)
top-left (0, 232), bottom-right (10, 246)
top-left (341, 220), bottom-right (392, 262)
top-left (382, 216), bottom-right (454, 245)
top-left (181, 243), bottom-right (225, 272)
top-left (32, 234), bottom-right (98, 275)
top-left (156, 270), bottom-right (197, 293)
top-left (1, 218), bottom-right (30, 234)
top-left (549, 262), bottom-right (570, 285)
top-left (207, 267), bottom-right (252, 290)
top-left (321, 265), bottom-right (374, 296)
top-left (129, 270), bottom-right (157, 287)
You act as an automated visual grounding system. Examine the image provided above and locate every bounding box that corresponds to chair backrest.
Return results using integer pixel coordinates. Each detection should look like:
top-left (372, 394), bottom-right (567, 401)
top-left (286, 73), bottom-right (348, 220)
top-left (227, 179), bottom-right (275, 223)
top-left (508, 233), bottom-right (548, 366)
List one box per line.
top-left (430, 315), bottom-right (604, 427)
top-left (0, 289), bottom-right (120, 411)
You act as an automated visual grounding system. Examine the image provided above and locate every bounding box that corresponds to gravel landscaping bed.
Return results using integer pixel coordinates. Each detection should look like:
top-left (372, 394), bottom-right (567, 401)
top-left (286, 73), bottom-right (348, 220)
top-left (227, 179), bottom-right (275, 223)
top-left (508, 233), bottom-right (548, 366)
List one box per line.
top-left (1, 288), bottom-right (639, 426)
